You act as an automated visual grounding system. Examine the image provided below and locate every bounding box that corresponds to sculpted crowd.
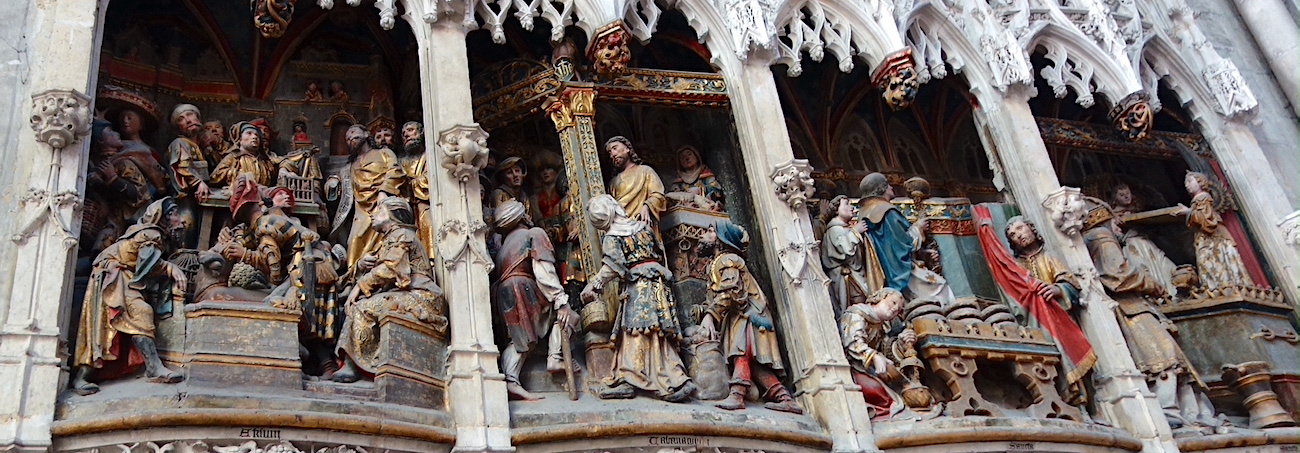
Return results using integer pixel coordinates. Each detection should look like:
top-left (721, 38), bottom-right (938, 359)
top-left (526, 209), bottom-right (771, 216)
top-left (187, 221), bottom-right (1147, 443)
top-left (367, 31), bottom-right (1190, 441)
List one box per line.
top-left (72, 96), bottom-right (1284, 433)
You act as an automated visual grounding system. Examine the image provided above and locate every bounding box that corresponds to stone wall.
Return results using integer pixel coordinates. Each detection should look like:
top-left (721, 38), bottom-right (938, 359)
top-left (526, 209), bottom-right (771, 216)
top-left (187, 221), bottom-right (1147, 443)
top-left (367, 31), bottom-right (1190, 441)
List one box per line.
top-left (1188, 0), bottom-right (1300, 207)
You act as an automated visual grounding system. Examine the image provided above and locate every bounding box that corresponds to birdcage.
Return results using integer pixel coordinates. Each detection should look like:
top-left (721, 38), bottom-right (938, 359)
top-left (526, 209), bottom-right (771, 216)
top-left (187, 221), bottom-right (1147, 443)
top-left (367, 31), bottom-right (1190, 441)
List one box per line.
top-left (280, 174), bottom-right (316, 204)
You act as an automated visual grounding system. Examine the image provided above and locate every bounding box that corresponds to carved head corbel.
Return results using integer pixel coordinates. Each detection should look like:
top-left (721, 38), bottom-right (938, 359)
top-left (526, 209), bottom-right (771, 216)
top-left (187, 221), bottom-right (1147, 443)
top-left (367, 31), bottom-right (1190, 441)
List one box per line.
top-left (1042, 187), bottom-right (1087, 237)
top-left (587, 22), bottom-right (633, 81)
top-left (437, 124), bottom-right (490, 184)
top-left (770, 159), bottom-right (816, 210)
top-left (1109, 91), bottom-right (1154, 140)
top-left (252, 0), bottom-right (296, 38)
top-left (871, 49), bottom-right (920, 111)
top-left (30, 89), bottom-right (92, 150)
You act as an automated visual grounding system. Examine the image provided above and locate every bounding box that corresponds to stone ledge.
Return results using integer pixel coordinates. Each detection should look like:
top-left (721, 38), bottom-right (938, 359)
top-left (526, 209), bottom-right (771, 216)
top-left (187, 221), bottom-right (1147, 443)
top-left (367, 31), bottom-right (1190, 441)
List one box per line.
top-left (872, 417), bottom-right (1143, 451)
top-left (53, 379), bottom-right (454, 443)
top-left (509, 392), bottom-right (830, 450)
top-left (1176, 427), bottom-right (1300, 452)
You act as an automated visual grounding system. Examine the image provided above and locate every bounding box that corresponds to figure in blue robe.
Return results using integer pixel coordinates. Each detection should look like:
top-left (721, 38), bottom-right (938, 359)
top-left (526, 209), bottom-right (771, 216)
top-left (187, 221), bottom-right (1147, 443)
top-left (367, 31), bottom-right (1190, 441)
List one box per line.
top-left (857, 173), bottom-right (914, 293)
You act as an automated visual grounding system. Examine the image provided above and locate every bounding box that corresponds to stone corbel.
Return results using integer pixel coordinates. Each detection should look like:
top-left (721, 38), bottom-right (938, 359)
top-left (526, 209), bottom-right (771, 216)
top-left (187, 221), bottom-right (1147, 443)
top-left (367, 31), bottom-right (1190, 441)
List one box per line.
top-left (770, 158), bottom-right (815, 210)
top-left (437, 123), bottom-right (490, 184)
top-left (871, 48), bottom-right (920, 111)
top-left (1279, 210), bottom-right (1299, 249)
top-left (30, 89), bottom-right (92, 151)
top-left (1042, 186), bottom-right (1087, 238)
top-left (1108, 91), bottom-right (1154, 140)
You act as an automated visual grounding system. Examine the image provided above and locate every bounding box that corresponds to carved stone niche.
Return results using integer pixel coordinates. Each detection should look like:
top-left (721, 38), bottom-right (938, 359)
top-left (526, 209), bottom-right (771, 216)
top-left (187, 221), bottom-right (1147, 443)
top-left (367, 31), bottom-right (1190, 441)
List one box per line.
top-left (1156, 286), bottom-right (1300, 420)
top-left (907, 299), bottom-right (1083, 421)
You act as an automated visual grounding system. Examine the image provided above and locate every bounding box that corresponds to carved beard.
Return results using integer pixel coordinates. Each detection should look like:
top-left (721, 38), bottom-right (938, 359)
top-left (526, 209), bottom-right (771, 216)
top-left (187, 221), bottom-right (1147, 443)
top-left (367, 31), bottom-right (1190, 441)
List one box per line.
top-left (404, 137), bottom-right (424, 154)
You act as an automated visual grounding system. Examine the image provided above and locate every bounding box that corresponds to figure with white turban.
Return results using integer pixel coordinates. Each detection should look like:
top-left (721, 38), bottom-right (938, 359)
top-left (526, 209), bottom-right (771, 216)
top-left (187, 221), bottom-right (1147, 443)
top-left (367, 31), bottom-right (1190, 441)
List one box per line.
top-left (493, 200), bottom-right (578, 400)
top-left (581, 195), bottom-right (696, 402)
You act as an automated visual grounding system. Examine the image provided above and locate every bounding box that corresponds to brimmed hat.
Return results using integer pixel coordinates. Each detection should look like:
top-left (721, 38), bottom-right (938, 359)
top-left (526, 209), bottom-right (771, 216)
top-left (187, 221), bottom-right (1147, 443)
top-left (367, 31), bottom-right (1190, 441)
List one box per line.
top-left (97, 85), bottom-right (161, 132)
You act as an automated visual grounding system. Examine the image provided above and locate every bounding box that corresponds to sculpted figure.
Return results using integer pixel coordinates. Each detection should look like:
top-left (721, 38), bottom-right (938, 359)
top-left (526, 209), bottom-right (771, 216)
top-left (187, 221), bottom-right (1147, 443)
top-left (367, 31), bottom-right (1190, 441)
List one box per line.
top-left (699, 220), bottom-right (802, 414)
top-left (606, 136), bottom-right (666, 229)
top-left (1007, 217), bottom-right (1081, 312)
top-left (1177, 172), bottom-right (1252, 289)
top-left (856, 173), bottom-right (917, 294)
top-left (330, 81), bottom-right (349, 102)
top-left (399, 121), bottom-right (436, 260)
top-left (1082, 199), bottom-right (1216, 428)
top-left (529, 153), bottom-right (579, 284)
top-left (491, 157), bottom-right (540, 222)
top-left (493, 201), bottom-right (579, 400)
top-left (83, 119), bottom-right (167, 238)
top-left (166, 104), bottom-right (212, 199)
top-left (821, 195), bottom-right (884, 317)
top-left (840, 287), bottom-right (914, 417)
top-left (220, 177), bottom-right (319, 285)
top-left (371, 122), bottom-right (395, 150)
top-left (667, 146), bottom-right (724, 211)
top-left (116, 107), bottom-right (159, 163)
top-left (304, 79), bottom-right (325, 102)
top-left (334, 196), bottom-right (447, 382)
top-left (1109, 184), bottom-right (1178, 296)
top-left (581, 195), bottom-right (696, 402)
top-left (211, 121), bottom-right (274, 188)
top-left (332, 124), bottom-right (406, 275)
top-left (203, 119), bottom-right (230, 162)
top-left (73, 198), bottom-right (188, 395)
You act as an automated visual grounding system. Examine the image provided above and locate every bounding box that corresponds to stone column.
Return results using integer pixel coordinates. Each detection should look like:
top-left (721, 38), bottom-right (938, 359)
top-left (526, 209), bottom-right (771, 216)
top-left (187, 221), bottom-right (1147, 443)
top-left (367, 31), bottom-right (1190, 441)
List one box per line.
top-left (406, 13), bottom-right (513, 453)
top-left (545, 85), bottom-right (604, 288)
top-left (717, 52), bottom-right (880, 453)
top-left (969, 85), bottom-right (1179, 453)
top-left (0, 0), bottom-right (100, 450)
top-left (1229, 0), bottom-right (1300, 115)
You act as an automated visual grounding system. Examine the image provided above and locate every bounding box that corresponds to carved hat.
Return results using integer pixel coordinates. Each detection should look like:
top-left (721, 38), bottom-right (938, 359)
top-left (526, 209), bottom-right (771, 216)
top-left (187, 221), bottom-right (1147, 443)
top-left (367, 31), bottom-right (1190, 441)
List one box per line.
top-left (1082, 196), bottom-right (1115, 231)
top-left (263, 186), bottom-right (295, 210)
top-left (170, 104), bottom-right (201, 124)
top-left (713, 219), bottom-right (749, 253)
top-left (859, 172), bottom-right (890, 199)
top-left (97, 85), bottom-right (161, 133)
top-left (496, 156), bottom-right (527, 178)
top-left (229, 174), bottom-right (263, 219)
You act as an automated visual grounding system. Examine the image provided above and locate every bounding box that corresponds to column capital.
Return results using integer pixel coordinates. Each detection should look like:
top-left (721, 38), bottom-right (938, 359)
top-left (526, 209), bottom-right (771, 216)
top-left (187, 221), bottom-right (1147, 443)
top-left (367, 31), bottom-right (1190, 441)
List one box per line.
top-left (435, 123), bottom-right (490, 184)
top-left (29, 89), bottom-right (92, 151)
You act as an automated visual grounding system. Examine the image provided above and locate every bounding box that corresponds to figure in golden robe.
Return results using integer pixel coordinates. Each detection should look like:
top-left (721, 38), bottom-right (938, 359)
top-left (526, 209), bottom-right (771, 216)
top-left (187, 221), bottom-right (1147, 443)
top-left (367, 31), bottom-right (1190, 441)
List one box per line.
top-left (166, 104), bottom-right (212, 200)
top-left (491, 157), bottom-right (540, 221)
top-left (72, 198), bottom-right (189, 395)
top-left (400, 121), bottom-right (436, 260)
top-left (698, 220), bottom-right (802, 414)
top-left (218, 177), bottom-right (319, 286)
top-left (582, 195), bottom-right (696, 402)
top-left (1082, 199), bottom-right (1217, 428)
top-left (1177, 171), bottom-right (1252, 290)
top-left (332, 124), bottom-right (406, 275)
top-left (334, 196), bottom-right (447, 382)
top-left (840, 287), bottom-right (913, 418)
top-left (605, 136), bottom-right (666, 229)
top-left (211, 121), bottom-right (274, 188)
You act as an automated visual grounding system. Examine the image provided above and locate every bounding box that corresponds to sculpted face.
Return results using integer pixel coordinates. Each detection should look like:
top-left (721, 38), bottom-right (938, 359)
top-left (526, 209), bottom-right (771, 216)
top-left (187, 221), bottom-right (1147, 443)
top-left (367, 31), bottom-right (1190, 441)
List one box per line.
top-left (205, 121), bottom-right (225, 141)
top-left (372, 203), bottom-right (392, 231)
top-left (374, 128), bottom-right (394, 147)
top-left (836, 198), bottom-right (856, 220)
top-left (884, 66), bottom-right (919, 110)
top-left (1184, 174), bottom-right (1200, 195)
top-left (272, 191), bottom-right (293, 209)
top-left (876, 292), bottom-right (905, 320)
top-left (503, 165), bottom-right (525, 188)
top-left (701, 224), bottom-right (717, 246)
top-left (346, 128), bottom-right (367, 153)
top-left (540, 167), bottom-right (558, 185)
top-left (678, 148), bottom-right (699, 170)
top-left (239, 128), bottom-right (262, 152)
top-left (607, 141), bottom-right (631, 168)
top-left (175, 111), bottom-right (202, 136)
top-left (121, 110), bottom-right (144, 136)
top-left (1007, 220), bottom-right (1039, 250)
top-left (402, 123), bottom-right (422, 145)
top-left (1113, 185), bottom-right (1133, 206)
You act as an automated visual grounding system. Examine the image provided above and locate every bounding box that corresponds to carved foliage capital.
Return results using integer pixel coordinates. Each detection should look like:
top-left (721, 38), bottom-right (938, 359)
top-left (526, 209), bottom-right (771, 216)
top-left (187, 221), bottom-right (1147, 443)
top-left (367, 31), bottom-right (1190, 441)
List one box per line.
top-left (1042, 186), bottom-right (1086, 238)
top-left (30, 89), bottom-right (92, 150)
top-left (437, 123), bottom-right (490, 183)
top-left (770, 159), bottom-right (815, 211)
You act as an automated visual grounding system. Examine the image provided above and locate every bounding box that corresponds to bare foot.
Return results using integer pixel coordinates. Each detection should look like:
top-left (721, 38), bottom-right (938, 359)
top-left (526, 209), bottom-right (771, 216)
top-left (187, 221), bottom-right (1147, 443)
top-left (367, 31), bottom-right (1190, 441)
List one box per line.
top-left (507, 382), bottom-right (544, 401)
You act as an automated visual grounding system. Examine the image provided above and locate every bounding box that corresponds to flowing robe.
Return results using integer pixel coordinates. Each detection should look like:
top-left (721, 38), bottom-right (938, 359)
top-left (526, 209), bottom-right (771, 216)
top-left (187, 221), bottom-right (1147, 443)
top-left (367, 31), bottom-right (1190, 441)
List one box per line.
top-left (609, 164), bottom-right (667, 228)
top-left (840, 303), bottom-right (900, 412)
top-left (589, 225), bottom-right (692, 396)
top-left (494, 226), bottom-right (565, 353)
top-left (670, 166), bottom-right (725, 210)
top-left (343, 148), bottom-right (406, 272)
top-left (75, 228), bottom-right (181, 372)
top-left (1084, 225), bottom-right (1185, 377)
top-left (211, 149), bottom-right (274, 187)
top-left (1188, 192), bottom-right (1252, 289)
top-left (167, 136), bottom-right (209, 194)
top-left (821, 217), bottom-right (885, 316)
top-left (859, 198), bottom-right (915, 293)
top-left (403, 153), bottom-right (436, 261)
top-left (338, 226), bottom-right (446, 373)
top-left (705, 253), bottom-right (783, 372)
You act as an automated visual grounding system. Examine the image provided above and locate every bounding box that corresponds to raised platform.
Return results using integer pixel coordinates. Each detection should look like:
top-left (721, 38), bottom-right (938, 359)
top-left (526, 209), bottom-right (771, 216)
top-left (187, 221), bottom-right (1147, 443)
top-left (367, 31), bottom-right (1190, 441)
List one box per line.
top-left (873, 417), bottom-right (1142, 452)
top-left (52, 377), bottom-right (455, 453)
top-left (509, 390), bottom-right (830, 453)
